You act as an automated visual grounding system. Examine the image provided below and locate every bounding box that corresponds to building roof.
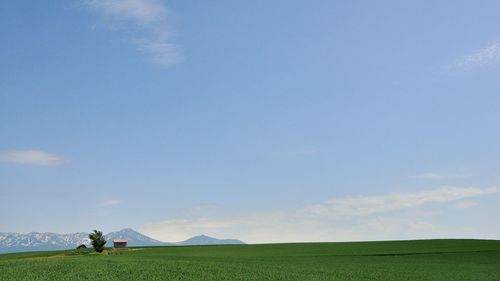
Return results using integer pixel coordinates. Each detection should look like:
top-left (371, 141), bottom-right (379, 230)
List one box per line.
top-left (113, 239), bottom-right (128, 243)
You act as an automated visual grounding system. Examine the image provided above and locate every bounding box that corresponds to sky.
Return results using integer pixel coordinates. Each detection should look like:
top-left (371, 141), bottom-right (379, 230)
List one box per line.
top-left (1, 0), bottom-right (500, 244)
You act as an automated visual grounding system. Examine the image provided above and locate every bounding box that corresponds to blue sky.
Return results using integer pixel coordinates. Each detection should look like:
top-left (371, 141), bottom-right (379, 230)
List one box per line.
top-left (1, 0), bottom-right (500, 243)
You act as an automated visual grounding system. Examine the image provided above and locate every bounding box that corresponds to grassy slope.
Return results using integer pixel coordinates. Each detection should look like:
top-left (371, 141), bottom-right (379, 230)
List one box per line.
top-left (0, 239), bottom-right (499, 281)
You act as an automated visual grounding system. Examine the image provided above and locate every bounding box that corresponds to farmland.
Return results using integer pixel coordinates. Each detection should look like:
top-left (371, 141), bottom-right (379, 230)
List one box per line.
top-left (0, 239), bottom-right (499, 281)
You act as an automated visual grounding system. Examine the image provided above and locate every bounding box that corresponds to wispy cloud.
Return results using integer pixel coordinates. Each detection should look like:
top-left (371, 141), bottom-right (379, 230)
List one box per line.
top-left (452, 200), bottom-right (478, 209)
top-left (305, 186), bottom-right (498, 218)
top-left (141, 186), bottom-right (500, 243)
top-left (97, 199), bottom-right (122, 207)
top-left (84, 0), bottom-right (181, 66)
top-left (412, 172), bottom-right (470, 181)
top-left (0, 150), bottom-right (66, 166)
top-left (451, 41), bottom-right (500, 69)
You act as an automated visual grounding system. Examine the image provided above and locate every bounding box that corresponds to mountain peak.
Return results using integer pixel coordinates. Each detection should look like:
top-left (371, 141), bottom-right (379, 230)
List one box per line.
top-left (117, 228), bottom-right (137, 233)
top-left (104, 228), bottom-right (170, 247)
top-left (178, 235), bottom-right (244, 246)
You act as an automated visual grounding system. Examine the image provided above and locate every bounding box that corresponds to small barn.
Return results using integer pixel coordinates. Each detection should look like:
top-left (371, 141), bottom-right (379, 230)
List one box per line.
top-left (113, 239), bottom-right (128, 249)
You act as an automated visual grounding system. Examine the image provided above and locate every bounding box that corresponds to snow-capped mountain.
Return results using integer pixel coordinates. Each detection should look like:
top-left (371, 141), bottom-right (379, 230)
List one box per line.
top-left (104, 228), bottom-right (173, 247)
top-left (0, 231), bottom-right (89, 253)
top-left (0, 229), bottom-right (244, 253)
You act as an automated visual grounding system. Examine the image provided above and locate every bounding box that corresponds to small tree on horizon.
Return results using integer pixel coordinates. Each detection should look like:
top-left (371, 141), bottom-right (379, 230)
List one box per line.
top-left (89, 230), bottom-right (106, 253)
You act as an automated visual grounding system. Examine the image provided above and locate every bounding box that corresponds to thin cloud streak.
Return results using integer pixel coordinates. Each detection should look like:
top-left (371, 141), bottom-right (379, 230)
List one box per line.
top-left (451, 41), bottom-right (500, 69)
top-left (85, 0), bottom-right (181, 66)
top-left (412, 172), bottom-right (470, 180)
top-left (142, 186), bottom-right (500, 243)
top-left (305, 186), bottom-right (499, 217)
top-left (0, 150), bottom-right (66, 166)
top-left (97, 199), bottom-right (123, 207)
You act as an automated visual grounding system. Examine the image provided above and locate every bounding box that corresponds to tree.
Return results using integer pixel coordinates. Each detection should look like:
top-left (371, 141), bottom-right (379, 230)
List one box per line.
top-left (89, 230), bottom-right (107, 253)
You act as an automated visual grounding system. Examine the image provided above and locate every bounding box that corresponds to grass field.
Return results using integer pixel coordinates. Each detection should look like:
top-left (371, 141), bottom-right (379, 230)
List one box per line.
top-left (1, 239), bottom-right (499, 280)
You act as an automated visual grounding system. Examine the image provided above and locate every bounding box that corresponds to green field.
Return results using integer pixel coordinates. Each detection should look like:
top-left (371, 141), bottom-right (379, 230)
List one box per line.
top-left (1, 239), bottom-right (499, 280)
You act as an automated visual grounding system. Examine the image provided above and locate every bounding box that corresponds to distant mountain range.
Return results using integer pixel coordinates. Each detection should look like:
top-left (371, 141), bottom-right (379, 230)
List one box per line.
top-left (0, 228), bottom-right (244, 253)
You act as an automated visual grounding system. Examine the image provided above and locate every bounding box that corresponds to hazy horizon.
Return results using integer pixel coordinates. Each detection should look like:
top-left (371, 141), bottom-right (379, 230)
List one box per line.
top-left (1, 0), bottom-right (500, 244)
